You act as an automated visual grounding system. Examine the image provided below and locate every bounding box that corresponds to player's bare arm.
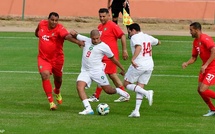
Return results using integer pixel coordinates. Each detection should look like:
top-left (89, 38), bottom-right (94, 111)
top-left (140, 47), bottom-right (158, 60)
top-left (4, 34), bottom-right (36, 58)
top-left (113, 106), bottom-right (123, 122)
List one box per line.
top-left (120, 34), bottom-right (129, 60)
top-left (70, 30), bottom-right (78, 38)
top-left (109, 56), bottom-right (125, 76)
top-left (182, 56), bottom-right (197, 69)
top-left (131, 45), bottom-right (141, 68)
top-left (65, 34), bottom-right (84, 47)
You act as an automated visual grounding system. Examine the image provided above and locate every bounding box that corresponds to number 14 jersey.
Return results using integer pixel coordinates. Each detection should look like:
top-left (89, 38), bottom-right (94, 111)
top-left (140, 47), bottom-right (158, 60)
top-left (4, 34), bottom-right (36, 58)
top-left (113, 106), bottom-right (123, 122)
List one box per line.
top-left (130, 32), bottom-right (159, 70)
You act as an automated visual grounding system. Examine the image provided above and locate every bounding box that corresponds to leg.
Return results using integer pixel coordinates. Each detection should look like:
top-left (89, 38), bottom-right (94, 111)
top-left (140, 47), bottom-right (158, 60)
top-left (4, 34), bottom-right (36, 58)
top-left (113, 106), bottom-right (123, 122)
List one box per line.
top-left (53, 75), bottom-right (62, 94)
top-left (52, 62), bottom-right (63, 104)
top-left (111, 7), bottom-right (120, 24)
top-left (108, 73), bottom-right (129, 102)
top-left (128, 93), bottom-right (143, 118)
top-left (108, 73), bottom-right (124, 90)
top-left (125, 82), bottom-right (153, 106)
top-left (198, 83), bottom-right (215, 116)
top-left (53, 75), bottom-right (63, 104)
top-left (101, 85), bottom-right (130, 99)
top-left (76, 81), bottom-right (94, 115)
top-left (38, 57), bottom-right (57, 110)
top-left (40, 70), bottom-right (57, 110)
top-left (90, 61), bottom-right (125, 101)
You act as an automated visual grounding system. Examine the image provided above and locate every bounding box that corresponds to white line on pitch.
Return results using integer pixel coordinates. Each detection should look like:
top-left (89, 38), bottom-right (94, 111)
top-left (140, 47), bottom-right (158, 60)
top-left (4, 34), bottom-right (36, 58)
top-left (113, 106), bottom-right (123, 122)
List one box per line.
top-left (0, 70), bottom-right (197, 78)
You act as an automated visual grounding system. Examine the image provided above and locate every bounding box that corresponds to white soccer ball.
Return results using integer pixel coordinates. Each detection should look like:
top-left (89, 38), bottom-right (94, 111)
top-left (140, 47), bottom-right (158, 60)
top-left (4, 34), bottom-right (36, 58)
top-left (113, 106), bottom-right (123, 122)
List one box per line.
top-left (96, 103), bottom-right (110, 115)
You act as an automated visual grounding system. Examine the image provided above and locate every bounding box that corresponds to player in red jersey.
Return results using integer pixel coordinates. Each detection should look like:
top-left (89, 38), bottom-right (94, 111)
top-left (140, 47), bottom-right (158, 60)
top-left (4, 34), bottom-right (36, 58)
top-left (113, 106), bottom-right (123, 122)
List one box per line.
top-left (182, 22), bottom-right (215, 116)
top-left (88, 8), bottom-right (129, 102)
top-left (35, 12), bottom-right (83, 110)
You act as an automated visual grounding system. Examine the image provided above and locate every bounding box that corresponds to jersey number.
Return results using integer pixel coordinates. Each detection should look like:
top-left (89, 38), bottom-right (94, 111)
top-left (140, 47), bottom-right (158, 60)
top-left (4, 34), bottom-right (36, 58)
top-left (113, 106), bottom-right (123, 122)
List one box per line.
top-left (86, 51), bottom-right (91, 58)
top-left (143, 42), bottom-right (152, 56)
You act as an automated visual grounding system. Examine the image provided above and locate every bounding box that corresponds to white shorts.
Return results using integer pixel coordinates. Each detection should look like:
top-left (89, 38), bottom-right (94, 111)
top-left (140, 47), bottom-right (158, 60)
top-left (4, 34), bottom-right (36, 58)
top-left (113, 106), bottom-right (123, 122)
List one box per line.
top-left (124, 65), bottom-right (152, 85)
top-left (77, 70), bottom-right (110, 88)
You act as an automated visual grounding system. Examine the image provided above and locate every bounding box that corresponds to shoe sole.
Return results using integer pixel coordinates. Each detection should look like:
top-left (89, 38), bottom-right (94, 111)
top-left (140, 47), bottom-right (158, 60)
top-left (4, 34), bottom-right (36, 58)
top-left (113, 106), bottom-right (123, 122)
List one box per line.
top-left (114, 99), bottom-right (129, 102)
top-left (79, 112), bottom-right (94, 115)
top-left (128, 115), bottom-right (140, 118)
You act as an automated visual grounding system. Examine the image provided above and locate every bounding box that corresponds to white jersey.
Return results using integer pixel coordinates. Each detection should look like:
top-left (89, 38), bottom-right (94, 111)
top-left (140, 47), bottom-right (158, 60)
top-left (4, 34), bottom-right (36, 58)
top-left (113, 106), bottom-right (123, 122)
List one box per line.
top-left (130, 32), bottom-right (158, 70)
top-left (77, 34), bottom-right (114, 72)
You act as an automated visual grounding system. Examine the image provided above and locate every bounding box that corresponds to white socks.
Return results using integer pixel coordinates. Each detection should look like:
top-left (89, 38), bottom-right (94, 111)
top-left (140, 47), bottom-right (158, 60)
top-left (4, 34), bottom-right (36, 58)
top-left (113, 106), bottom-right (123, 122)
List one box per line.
top-left (134, 93), bottom-right (144, 112)
top-left (126, 84), bottom-right (148, 96)
top-left (116, 88), bottom-right (130, 98)
top-left (82, 99), bottom-right (92, 110)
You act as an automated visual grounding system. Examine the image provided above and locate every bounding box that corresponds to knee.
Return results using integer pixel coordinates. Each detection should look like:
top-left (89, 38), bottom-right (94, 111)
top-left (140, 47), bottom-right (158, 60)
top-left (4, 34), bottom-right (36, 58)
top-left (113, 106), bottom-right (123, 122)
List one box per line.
top-left (40, 72), bottom-right (50, 80)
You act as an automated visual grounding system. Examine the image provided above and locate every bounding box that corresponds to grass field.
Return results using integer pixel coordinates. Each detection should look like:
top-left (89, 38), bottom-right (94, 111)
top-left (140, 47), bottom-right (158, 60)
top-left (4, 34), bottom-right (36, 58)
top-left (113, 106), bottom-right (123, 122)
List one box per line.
top-left (0, 32), bottom-right (215, 134)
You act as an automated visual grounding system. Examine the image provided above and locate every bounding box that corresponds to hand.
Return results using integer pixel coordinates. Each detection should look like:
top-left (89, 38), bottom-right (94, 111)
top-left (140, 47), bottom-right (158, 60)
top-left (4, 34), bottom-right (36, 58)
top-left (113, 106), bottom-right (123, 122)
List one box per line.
top-left (131, 60), bottom-right (138, 68)
top-left (182, 62), bottom-right (188, 69)
top-left (119, 70), bottom-right (125, 76)
top-left (122, 51), bottom-right (129, 60)
top-left (201, 65), bottom-right (207, 74)
top-left (78, 41), bottom-right (85, 48)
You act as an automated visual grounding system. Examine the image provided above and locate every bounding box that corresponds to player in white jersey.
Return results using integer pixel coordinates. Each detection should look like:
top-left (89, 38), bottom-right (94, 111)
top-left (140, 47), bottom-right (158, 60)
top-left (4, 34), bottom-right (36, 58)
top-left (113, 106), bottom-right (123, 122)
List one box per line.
top-left (70, 29), bottom-right (130, 115)
top-left (124, 23), bottom-right (161, 118)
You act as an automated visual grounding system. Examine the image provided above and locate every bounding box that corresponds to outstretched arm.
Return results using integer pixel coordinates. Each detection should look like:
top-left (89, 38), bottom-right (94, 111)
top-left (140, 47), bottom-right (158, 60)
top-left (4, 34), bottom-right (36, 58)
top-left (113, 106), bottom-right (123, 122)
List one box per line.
top-left (65, 31), bottom-right (85, 47)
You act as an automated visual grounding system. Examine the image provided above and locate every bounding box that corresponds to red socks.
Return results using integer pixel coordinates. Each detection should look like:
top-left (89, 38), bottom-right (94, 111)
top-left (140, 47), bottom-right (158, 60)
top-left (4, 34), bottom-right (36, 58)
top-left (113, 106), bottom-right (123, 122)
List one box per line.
top-left (199, 90), bottom-right (215, 111)
top-left (42, 80), bottom-right (53, 103)
top-left (94, 87), bottom-right (102, 98)
top-left (119, 86), bottom-right (125, 91)
top-left (202, 89), bottom-right (215, 98)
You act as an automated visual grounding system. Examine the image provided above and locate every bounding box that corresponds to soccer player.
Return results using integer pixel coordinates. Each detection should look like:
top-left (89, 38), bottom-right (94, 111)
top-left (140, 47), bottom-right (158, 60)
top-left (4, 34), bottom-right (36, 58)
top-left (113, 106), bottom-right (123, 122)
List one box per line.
top-left (88, 8), bottom-right (129, 103)
top-left (70, 29), bottom-right (130, 115)
top-left (124, 23), bottom-right (161, 118)
top-left (182, 22), bottom-right (215, 117)
top-left (35, 12), bottom-right (83, 110)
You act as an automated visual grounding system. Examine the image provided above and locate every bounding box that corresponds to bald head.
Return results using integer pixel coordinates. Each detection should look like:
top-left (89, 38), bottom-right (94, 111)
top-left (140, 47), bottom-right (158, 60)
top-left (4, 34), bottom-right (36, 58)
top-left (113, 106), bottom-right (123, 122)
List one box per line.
top-left (90, 29), bottom-right (101, 45)
top-left (90, 29), bottom-right (100, 37)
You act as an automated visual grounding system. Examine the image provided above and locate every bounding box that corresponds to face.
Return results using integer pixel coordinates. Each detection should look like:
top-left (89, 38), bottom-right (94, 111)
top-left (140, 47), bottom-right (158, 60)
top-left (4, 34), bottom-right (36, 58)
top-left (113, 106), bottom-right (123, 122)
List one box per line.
top-left (91, 34), bottom-right (101, 45)
top-left (128, 29), bottom-right (136, 37)
top-left (48, 15), bottom-right (59, 29)
top-left (99, 12), bottom-right (109, 24)
top-left (190, 26), bottom-right (198, 38)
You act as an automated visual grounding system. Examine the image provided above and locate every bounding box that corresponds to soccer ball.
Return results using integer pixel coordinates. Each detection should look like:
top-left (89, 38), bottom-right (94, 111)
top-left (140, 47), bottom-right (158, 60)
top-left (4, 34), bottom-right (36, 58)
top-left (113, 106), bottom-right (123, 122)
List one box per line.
top-left (96, 103), bottom-right (110, 115)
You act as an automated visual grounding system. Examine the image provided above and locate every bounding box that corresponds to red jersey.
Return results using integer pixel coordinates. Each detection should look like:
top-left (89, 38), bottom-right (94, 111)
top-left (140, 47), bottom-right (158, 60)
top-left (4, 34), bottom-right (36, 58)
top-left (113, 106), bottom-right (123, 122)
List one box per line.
top-left (98, 20), bottom-right (124, 60)
top-left (192, 33), bottom-right (215, 70)
top-left (37, 20), bottom-right (68, 62)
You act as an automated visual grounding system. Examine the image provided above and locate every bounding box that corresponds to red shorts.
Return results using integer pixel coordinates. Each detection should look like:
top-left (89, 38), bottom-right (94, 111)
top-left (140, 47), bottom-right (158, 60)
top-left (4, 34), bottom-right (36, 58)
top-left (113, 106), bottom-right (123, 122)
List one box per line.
top-left (102, 50), bottom-right (119, 74)
top-left (103, 60), bottom-right (117, 74)
top-left (199, 70), bottom-right (215, 85)
top-left (38, 57), bottom-right (64, 77)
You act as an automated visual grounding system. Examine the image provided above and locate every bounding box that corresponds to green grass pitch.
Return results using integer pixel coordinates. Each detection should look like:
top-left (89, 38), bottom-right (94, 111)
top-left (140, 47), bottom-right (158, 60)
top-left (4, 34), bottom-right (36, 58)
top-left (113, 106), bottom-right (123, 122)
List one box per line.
top-left (0, 32), bottom-right (215, 134)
